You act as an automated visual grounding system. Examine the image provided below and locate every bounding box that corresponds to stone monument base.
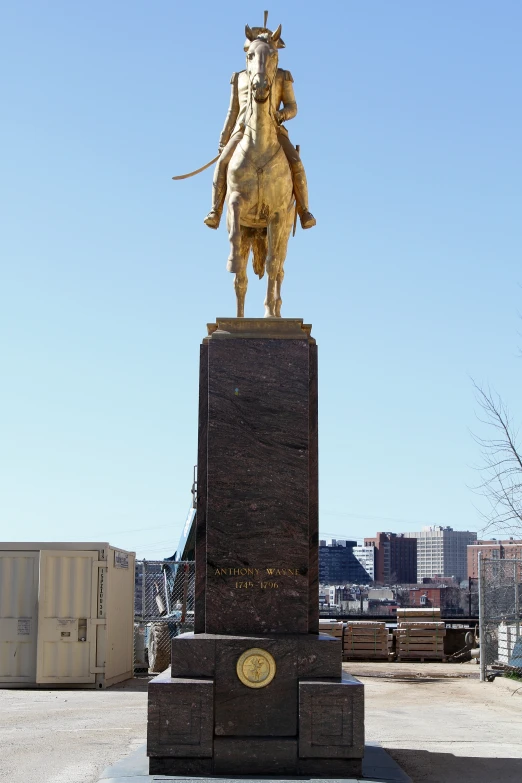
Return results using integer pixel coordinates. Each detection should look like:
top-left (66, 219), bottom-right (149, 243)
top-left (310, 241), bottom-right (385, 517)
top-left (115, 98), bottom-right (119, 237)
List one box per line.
top-left (147, 632), bottom-right (364, 777)
top-left (146, 319), bottom-right (365, 776)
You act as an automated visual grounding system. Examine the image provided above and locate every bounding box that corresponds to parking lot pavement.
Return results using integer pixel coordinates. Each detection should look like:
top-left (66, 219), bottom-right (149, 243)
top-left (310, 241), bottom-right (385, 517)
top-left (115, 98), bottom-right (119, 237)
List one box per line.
top-left (0, 678), bottom-right (149, 783)
top-left (2, 664), bottom-right (521, 783)
top-left (346, 661), bottom-right (522, 783)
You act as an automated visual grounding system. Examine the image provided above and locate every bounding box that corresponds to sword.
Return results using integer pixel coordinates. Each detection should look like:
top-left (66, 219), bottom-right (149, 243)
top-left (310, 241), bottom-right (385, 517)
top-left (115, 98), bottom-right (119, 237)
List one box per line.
top-left (292, 144), bottom-right (300, 236)
top-left (172, 154), bottom-right (220, 180)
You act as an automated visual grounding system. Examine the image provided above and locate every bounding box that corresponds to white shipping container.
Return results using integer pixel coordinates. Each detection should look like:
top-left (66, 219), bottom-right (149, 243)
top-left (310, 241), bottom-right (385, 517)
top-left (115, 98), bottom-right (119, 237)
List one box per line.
top-left (0, 542), bottom-right (135, 689)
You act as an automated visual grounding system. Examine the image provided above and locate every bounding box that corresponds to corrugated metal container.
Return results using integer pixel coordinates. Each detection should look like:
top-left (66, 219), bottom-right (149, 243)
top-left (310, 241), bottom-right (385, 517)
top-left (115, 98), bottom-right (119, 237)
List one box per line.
top-left (0, 542), bottom-right (135, 689)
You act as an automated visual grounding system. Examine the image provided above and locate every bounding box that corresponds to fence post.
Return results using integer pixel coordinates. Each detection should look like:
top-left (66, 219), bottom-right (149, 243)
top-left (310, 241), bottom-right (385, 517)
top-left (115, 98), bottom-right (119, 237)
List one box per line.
top-left (181, 563), bottom-right (189, 624)
top-left (515, 560), bottom-right (520, 642)
top-left (164, 568), bottom-right (171, 616)
top-left (142, 560), bottom-right (147, 620)
top-left (478, 552), bottom-right (486, 682)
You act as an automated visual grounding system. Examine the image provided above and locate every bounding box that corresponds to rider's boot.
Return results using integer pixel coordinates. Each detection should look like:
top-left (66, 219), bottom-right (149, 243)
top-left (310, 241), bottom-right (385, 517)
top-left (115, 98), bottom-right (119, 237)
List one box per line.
top-left (204, 170), bottom-right (227, 229)
top-left (299, 209), bottom-right (316, 230)
top-left (204, 208), bottom-right (222, 229)
top-left (292, 160), bottom-right (316, 230)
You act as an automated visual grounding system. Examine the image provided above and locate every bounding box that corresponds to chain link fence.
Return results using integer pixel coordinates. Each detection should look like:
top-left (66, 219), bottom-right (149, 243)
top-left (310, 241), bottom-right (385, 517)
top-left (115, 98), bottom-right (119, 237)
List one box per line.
top-left (134, 560), bottom-right (195, 674)
top-left (478, 555), bottom-right (522, 681)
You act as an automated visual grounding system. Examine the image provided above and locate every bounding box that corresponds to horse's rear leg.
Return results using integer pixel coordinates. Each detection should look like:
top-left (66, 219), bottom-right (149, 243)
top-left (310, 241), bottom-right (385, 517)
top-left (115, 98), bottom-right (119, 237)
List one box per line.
top-left (234, 260), bottom-right (248, 317)
top-left (264, 214), bottom-right (284, 318)
top-left (234, 228), bottom-right (251, 317)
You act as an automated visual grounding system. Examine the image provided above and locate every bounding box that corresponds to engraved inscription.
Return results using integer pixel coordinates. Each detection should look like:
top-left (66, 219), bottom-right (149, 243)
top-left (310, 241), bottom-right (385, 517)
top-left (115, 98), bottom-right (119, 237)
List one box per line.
top-left (212, 564), bottom-right (304, 590)
top-left (214, 567), bottom-right (301, 576)
top-left (215, 567), bottom-right (260, 576)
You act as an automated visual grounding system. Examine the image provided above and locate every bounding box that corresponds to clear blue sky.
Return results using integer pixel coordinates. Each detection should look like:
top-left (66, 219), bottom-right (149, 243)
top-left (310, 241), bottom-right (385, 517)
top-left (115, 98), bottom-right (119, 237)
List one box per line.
top-left (1, 1), bottom-right (521, 559)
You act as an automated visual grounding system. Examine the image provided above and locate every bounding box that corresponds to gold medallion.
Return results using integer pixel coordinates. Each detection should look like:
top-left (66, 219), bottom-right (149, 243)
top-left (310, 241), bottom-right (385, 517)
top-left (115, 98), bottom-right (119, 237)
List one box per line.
top-left (236, 647), bottom-right (276, 689)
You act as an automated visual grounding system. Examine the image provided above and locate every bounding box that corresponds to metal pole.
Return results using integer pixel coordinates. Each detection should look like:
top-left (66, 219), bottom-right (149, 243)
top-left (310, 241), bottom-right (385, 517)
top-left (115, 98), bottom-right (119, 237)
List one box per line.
top-left (164, 568), bottom-right (171, 616)
top-left (478, 553), bottom-right (486, 682)
top-left (142, 560), bottom-right (147, 620)
top-left (181, 563), bottom-right (189, 624)
top-left (515, 560), bottom-right (520, 640)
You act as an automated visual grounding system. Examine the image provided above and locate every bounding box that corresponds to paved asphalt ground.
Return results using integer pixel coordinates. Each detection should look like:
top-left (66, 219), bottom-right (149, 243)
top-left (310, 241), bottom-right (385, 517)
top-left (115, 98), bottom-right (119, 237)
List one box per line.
top-left (0, 678), bottom-right (149, 783)
top-left (354, 661), bottom-right (522, 783)
top-left (0, 662), bottom-right (521, 783)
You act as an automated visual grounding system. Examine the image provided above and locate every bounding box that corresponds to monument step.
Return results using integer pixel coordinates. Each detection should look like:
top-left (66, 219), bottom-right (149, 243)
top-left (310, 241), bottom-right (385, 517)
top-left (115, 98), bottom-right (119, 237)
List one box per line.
top-left (98, 742), bottom-right (412, 782)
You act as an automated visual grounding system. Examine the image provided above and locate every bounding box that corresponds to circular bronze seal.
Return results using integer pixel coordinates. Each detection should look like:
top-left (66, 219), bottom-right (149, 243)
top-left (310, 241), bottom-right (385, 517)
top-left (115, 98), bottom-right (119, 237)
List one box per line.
top-left (236, 647), bottom-right (276, 689)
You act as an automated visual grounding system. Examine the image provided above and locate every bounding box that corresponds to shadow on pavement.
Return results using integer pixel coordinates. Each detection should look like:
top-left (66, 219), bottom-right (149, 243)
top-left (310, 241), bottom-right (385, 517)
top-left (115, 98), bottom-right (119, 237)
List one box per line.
top-left (386, 748), bottom-right (522, 783)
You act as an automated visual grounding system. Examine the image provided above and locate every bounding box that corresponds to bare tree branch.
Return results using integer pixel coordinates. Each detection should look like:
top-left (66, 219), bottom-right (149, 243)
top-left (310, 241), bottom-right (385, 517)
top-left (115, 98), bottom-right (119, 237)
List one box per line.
top-left (470, 380), bottom-right (522, 537)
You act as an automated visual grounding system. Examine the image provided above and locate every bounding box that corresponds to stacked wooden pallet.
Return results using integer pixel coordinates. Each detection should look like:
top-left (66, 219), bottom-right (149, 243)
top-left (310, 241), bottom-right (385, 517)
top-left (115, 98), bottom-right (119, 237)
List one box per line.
top-left (343, 621), bottom-right (391, 660)
top-left (319, 620), bottom-right (345, 642)
top-left (396, 608), bottom-right (441, 620)
top-left (395, 619), bottom-right (446, 661)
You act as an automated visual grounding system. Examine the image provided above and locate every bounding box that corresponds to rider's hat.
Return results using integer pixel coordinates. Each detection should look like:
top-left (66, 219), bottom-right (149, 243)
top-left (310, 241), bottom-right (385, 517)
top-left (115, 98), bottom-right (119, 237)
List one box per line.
top-left (244, 16), bottom-right (285, 52)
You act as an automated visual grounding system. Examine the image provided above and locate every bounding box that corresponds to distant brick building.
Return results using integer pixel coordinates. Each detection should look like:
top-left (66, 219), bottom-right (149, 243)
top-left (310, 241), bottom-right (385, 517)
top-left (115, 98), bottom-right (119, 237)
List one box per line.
top-left (467, 540), bottom-right (522, 579)
top-left (421, 576), bottom-right (458, 586)
top-left (408, 586), bottom-right (461, 612)
top-left (323, 585), bottom-right (354, 605)
top-left (364, 532), bottom-right (417, 584)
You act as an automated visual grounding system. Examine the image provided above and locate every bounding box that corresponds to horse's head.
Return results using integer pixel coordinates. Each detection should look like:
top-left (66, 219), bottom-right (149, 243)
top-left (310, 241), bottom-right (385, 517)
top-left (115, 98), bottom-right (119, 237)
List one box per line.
top-left (245, 24), bottom-right (282, 103)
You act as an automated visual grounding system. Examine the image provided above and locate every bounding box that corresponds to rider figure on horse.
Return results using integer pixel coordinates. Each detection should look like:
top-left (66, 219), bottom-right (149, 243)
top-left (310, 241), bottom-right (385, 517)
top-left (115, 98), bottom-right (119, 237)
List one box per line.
top-left (204, 21), bottom-right (316, 232)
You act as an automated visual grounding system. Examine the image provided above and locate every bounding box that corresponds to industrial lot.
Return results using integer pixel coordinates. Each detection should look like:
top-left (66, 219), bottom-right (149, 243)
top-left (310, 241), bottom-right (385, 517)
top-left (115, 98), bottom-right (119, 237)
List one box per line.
top-left (1, 539), bottom-right (522, 782)
top-left (1, 663), bottom-right (521, 783)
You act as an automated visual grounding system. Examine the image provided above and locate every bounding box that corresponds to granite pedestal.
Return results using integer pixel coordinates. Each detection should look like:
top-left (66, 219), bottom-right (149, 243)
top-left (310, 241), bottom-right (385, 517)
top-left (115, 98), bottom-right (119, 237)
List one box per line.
top-left (147, 319), bottom-right (364, 776)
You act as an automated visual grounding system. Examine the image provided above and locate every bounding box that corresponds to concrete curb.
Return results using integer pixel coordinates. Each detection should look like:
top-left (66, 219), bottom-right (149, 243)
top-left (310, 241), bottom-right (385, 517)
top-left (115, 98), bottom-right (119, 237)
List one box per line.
top-left (98, 743), bottom-right (412, 783)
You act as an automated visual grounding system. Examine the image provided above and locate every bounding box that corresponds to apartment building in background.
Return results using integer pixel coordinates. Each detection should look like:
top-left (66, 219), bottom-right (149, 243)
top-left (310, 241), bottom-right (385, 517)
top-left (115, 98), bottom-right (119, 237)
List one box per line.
top-left (467, 539), bottom-right (522, 579)
top-left (404, 526), bottom-right (477, 583)
top-left (319, 540), bottom-right (372, 584)
top-left (353, 545), bottom-right (375, 581)
top-left (363, 532), bottom-right (417, 584)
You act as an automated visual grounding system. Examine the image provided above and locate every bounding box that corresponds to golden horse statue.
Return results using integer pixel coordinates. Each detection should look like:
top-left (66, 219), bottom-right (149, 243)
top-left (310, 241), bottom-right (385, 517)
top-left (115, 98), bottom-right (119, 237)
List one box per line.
top-left (225, 26), bottom-right (294, 318)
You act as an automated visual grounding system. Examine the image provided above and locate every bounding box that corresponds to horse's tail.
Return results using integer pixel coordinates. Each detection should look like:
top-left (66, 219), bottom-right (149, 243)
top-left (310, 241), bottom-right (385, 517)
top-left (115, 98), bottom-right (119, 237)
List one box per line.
top-left (251, 229), bottom-right (267, 279)
top-left (239, 227), bottom-right (267, 279)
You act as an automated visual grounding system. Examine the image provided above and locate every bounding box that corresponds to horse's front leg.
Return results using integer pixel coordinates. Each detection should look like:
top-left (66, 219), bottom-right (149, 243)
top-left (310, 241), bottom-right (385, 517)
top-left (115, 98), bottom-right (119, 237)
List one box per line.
top-left (264, 214), bottom-right (284, 318)
top-left (264, 275), bottom-right (277, 318)
top-left (234, 256), bottom-right (248, 317)
top-left (275, 267), bottom-right (284, 317)
top-left (226, 191), bottom-right (242, 274)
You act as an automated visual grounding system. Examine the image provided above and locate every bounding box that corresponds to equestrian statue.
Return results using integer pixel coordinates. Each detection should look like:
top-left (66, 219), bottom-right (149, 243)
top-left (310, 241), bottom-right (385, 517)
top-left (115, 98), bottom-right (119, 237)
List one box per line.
top-left (173, 14), bottom-right (315, 318)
